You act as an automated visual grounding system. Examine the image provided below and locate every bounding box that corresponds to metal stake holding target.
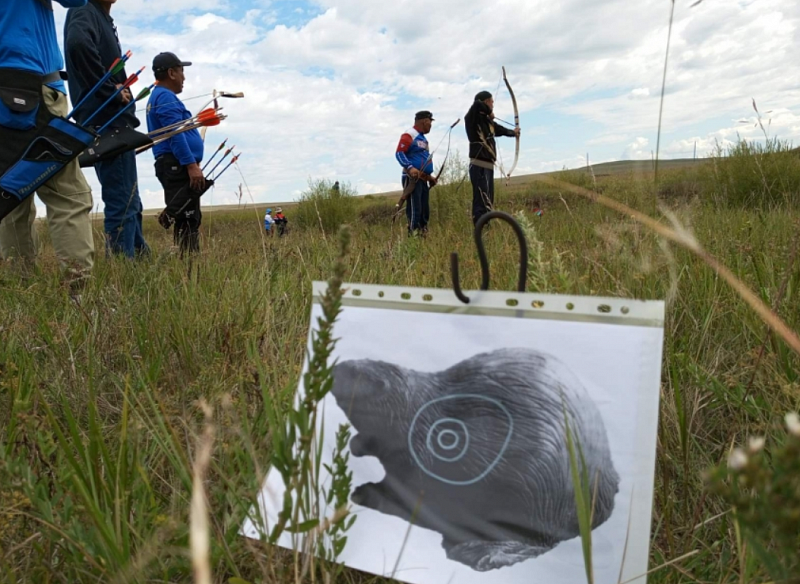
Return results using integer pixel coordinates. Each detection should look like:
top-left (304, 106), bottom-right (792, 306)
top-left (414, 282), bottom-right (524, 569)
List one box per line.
top-left (450, 211), bottom-right (529, 304)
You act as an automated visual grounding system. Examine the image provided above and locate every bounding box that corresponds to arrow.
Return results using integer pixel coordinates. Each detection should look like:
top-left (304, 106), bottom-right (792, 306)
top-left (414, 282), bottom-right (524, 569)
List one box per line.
top-left (148, 107), bottom-right (219, 138)
top-left (197, 90), bottom-right (245, 113)
top-left (211, 153), bottom-right (241, 180)
top-left (136, 114), bottom-right (227, 154)
top-left (201, 139), bottom-right (228, 172)
top-left (67, 50), bottom-right (132, 120)
top-left (205, 145), bottom-right (235, 177)
top-left (168, 153), bottom-right (242, 220)
top-left (96, 83), bottom-right (155, 134)
top-left (84, 66), bottom-right (145, 126)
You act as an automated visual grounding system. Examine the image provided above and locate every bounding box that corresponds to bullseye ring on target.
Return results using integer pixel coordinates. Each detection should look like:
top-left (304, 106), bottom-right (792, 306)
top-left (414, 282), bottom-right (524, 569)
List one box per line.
top-left (408, 394), bottom-right (514, 486)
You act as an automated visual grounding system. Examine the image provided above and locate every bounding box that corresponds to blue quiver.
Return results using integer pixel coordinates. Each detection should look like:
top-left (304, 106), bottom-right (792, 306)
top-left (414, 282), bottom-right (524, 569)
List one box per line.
top-left (0, 69), bottom-right (96, 222)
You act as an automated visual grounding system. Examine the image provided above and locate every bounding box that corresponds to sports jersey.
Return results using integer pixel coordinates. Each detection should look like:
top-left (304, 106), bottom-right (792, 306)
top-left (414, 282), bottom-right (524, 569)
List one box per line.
top-left (395, 125), bottom-right (434, 178)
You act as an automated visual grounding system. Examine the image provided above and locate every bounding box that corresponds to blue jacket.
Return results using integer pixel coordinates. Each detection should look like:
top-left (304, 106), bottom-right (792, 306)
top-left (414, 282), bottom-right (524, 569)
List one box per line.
top-left (64, 0), bottom-right (138, 129)
top-left (146, 85), bottom-right (204, 166)
top-left (395, 126), bottom-right (434, 179)
top-left (0, 0), bottom-right (87, 94)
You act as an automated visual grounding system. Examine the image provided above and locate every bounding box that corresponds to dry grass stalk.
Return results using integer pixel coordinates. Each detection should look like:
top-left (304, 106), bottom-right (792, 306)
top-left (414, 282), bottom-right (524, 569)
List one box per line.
top-left (191, 400), bottom-right (215, 584)
top-left (534, 174), bottom-right (800, 356)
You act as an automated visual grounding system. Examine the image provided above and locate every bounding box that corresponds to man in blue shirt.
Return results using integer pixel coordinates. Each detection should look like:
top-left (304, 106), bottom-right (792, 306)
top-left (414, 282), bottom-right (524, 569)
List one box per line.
top-left (0, 0), bottom-right (95, 286)
top-left (65, 0), bottom-right (150, 259)
top-left (395, 111), bottom-right (437, 236)
top-left (146, 52), bottom-right (205, 256)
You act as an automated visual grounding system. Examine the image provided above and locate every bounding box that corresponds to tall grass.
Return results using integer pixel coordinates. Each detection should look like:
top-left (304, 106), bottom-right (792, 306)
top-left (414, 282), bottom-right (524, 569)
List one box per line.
top-left (0, 159), bottom-right (798, 582)
top-left (701, 137), bottom-right (800, 208)
top-left (292, 179), bottom-right (358, 234)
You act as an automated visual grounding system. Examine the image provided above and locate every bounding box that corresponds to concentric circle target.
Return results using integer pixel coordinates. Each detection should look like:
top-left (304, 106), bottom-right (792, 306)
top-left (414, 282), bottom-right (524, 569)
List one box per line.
top-left (408, 394), bottom-right (514, 486)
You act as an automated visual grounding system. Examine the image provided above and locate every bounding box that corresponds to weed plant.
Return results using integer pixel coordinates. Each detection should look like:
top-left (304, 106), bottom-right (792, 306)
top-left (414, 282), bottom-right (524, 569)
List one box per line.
top-left (292, 179), bottom-right (358, 234)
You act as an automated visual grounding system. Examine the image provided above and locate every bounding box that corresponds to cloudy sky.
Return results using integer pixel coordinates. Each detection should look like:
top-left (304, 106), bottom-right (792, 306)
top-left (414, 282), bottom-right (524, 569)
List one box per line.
top-left (51, 0), bottom-right (800, 211)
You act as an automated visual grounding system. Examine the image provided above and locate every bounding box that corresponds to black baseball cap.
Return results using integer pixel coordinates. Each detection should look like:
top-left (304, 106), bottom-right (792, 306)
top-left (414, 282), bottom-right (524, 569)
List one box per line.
top-left (415, 110), bottom-right (434, 121)
top-left (152, 52), bottom-right (192, 74)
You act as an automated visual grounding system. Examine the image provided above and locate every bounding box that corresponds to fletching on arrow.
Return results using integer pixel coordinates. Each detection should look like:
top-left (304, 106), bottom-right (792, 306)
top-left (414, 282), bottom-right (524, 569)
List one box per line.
top-left (83, 67), bottom-right (146, 125)
top-left (78, 126), bottom-right (153, 167)
top-left (147, 109), bottom-right (217, 137)
top-left (111, 58), bottom-right (127, 76)
top-left (211, 154), bottom-right (240, 181)
top-left (202, 139), bottom-right (228, 171)
top-left (66, 50), bottom-right (134, 121)
top-left (218, 92), bottom-right (244, 98)
top-left (144, 114), bottom-right (227, 147)
top-left (206, 145), bottom-right (234, 176)
top-left (134, 84), bottom-right (153, 101)
top-left (96, 83), bottom-right (157, 134)
top-left (124, 67), bottom-right (145, 88)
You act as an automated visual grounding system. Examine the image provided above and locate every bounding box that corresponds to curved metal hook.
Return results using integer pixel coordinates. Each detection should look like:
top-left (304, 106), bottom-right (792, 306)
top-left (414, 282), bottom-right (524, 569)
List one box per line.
top-left (451, 211), bottom-right (528, 304)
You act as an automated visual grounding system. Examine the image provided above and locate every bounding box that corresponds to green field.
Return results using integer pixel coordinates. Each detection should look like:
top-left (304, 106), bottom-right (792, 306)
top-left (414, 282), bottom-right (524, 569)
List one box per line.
top-left (1, 152), bottom-right (799, 583)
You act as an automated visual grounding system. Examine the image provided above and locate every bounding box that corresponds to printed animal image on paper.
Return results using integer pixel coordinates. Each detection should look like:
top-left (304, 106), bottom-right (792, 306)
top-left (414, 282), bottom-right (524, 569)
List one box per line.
top-left (330, 347), bottom-right (620, 572)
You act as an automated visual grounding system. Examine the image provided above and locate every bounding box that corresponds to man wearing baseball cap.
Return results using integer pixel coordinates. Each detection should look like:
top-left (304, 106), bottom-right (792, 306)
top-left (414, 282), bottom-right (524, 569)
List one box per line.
top-left (395, 110), bottom-right (438, 236)
top-left (146, 51), bottom-right (205, 256)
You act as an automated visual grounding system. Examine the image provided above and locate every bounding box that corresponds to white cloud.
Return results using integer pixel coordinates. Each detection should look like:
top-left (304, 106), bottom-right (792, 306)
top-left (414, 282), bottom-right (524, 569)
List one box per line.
top-left (40, 0), bottom-right (800, 214)
top-left (623, 137), bottom-right (651, 160)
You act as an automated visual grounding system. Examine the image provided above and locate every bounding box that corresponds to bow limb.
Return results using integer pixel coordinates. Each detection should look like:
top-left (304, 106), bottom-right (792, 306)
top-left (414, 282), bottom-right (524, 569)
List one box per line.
top-left (433, 118), bottom-right (461, 184)
top-left (502, 66), bottom-right (520, 179)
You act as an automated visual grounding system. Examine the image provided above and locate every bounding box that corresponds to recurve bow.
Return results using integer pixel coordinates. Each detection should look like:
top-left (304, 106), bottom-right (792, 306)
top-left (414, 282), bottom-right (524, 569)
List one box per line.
top-left (502, 66), bottom-right (520, 180)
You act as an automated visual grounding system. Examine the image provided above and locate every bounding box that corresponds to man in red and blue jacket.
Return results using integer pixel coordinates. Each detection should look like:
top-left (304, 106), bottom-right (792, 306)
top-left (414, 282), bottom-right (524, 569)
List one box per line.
top-left (395, 110), bottom-right (437, 236)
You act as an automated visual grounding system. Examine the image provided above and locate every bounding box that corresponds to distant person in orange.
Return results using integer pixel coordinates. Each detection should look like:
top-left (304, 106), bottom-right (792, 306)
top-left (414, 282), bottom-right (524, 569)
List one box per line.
top-left (274, 207), bottom-right (288, 237)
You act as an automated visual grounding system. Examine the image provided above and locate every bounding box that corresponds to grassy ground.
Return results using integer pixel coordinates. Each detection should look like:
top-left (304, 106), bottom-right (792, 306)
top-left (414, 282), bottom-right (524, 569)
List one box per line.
top-left (1, 162), bottom-right (798, 583)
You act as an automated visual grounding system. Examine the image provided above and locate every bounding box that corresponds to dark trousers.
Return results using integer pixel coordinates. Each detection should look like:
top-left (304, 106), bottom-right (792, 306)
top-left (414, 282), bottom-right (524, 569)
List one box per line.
top-left (470, 164), bottom-right (494, 224)
top-left (403, 176), bottom-right (430, 234)
top-left (94, 149), bottom-right (149, 258)
top-left (155, 154), bottom-right (201, 255)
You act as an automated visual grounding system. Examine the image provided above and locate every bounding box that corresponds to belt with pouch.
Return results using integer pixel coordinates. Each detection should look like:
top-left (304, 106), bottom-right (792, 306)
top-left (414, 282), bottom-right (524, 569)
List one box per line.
top-left (41, 71), bottom-right (68, 85)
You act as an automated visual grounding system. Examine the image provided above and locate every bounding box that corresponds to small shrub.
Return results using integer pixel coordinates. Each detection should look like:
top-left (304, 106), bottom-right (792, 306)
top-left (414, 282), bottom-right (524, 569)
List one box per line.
top-left (705, 413), bottom-right (800, 582)
top-left (358, 201), bottom-right (395, 225)
top-left (293, 179), bottom-right (358, 233)
top-left (657, 170), bottom-right (702, 202)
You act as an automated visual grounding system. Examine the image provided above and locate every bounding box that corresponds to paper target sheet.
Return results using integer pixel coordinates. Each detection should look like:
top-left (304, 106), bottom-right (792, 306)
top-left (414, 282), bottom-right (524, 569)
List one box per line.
top-left (242, 282), bottom-right (665, 584)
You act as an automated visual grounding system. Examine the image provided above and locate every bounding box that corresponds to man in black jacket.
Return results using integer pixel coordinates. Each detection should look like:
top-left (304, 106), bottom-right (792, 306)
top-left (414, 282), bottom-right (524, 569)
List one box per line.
top-left (64, 0), bottom-right (149, 258)
top-left (464, 91), bottom-right (520, 225)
